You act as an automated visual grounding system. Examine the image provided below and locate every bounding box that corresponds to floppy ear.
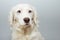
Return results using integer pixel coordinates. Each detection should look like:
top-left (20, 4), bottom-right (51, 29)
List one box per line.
top-left (9, 8), bottom-right (15, 26)
top-left (33, 9), bottom-right (38, 26)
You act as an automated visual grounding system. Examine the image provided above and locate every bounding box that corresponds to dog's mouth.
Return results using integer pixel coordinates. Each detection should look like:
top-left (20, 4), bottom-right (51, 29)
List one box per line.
top-left (25, 23), bottom-right (29, 25)
top-left (18, 23), bottom-right (31, 28)
top-left (25, 23), bottom-right (31, 27)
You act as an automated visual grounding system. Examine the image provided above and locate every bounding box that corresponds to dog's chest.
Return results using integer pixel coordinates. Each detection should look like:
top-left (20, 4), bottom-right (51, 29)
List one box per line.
top-left (21, 35), bottom-right (30, 40)
top-left (15, 35), bottom-right (31, 40)
top-left (12, 32), bottom-right (36, 40)
top-left (12, 31), bottom-right (38, 40)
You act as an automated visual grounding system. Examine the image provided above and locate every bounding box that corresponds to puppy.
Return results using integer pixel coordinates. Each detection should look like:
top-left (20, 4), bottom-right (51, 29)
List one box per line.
top-left (9, 4), bottom-right (44, 40)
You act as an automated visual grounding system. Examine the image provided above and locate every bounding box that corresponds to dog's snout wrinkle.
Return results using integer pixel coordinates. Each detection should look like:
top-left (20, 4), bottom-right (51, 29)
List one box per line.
top-left (24, 17), bottom-right (30, 23)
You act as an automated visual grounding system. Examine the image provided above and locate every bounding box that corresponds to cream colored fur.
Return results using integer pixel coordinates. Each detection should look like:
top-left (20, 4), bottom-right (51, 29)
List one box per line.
top-left (9, 4), bottom-right (44, 40)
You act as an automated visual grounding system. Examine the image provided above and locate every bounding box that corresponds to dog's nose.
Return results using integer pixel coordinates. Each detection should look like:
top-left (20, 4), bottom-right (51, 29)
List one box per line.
top-left (24, 18), bottom-right (30, 23)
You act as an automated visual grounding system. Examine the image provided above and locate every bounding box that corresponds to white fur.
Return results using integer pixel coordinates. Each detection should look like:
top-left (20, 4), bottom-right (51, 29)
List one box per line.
top-left (9, 4), bottom-right (44, 40)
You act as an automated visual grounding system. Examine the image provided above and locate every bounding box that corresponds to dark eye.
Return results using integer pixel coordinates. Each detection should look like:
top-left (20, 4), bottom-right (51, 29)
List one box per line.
top-left (28, 10), bottom-right (32, 13)
top-left (17, 10), bottom-right (21, 13)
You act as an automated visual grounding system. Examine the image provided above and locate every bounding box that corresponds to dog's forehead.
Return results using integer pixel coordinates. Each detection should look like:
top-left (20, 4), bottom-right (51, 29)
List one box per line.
top-left (14, 4), bottom-right (33, 10)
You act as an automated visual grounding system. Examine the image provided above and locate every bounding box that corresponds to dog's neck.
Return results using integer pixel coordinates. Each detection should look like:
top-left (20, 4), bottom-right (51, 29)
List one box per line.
top-left (13, 26), bottom-right (38, 35)
top-left (14, 26), bottom-right (33, 35)
top-left (21, 26), bottom-right (32, 35)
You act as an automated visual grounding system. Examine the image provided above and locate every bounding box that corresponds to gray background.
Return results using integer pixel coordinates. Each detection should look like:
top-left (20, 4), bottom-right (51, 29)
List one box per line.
top-left (0, 0), bottom-right (60, 40)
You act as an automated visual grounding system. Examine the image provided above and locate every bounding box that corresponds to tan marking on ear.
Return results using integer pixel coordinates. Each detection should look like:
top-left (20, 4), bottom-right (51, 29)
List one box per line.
top-left (33, 13), bottom-right (36, 25)
top-left (12, 14), bottom-right (18, 25)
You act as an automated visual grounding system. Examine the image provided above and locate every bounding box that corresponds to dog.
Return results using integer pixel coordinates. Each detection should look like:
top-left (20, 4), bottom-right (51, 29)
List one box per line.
top-left (9, 4), bottom-right (44, 40)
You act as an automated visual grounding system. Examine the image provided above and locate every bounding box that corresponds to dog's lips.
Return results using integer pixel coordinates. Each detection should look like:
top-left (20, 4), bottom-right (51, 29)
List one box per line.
top-left (18, 24), bottom-right (31, 29)
top-left (26, 22), bottom-right (31, 25)
top-left (25, 24), bottom-right (30, 27)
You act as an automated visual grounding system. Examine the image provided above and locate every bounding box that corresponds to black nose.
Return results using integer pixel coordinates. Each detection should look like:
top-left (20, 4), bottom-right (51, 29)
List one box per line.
top-left (24, 18), bottom-right (30, 23)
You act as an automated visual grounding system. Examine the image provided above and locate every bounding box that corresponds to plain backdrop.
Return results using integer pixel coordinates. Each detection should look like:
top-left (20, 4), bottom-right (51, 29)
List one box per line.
top-left (0, 0), bottom-right (60, 40)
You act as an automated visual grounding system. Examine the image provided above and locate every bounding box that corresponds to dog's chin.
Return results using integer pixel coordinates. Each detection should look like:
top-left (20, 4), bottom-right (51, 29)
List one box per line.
top-left (18, 23), bottom-right (31, 29)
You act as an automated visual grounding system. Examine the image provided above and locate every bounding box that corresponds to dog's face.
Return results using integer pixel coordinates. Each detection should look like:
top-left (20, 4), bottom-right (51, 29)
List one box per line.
top-left (15, 5), bottom-right (33, 25)
top-left (9, 4), bottom-right (37, 30)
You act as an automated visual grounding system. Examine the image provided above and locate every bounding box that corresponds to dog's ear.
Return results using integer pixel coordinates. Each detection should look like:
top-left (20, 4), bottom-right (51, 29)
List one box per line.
top-left (33, 9), bottom-right (38, 26)
top-left (9, 8), bottom-right (15, 27)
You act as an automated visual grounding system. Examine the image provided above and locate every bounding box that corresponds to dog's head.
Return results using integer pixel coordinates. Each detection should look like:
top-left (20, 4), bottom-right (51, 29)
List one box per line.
top-left (9, 4), bottom-right (38, 31)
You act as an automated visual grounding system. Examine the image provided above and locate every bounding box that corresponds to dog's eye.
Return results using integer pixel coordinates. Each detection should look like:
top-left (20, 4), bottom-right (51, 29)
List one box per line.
top-left (17, 10), bottom-right (21, 13)
top-left (28, 10), bottom-right (32, 13)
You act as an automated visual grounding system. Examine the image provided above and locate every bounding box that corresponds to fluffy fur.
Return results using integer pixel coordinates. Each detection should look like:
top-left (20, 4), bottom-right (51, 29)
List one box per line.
top-left (9, 4), bottom-right (44, 40)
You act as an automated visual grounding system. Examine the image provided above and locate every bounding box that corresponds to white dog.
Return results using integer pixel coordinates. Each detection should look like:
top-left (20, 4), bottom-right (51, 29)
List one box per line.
top-left (9, 4), bottom-right (44, 40)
